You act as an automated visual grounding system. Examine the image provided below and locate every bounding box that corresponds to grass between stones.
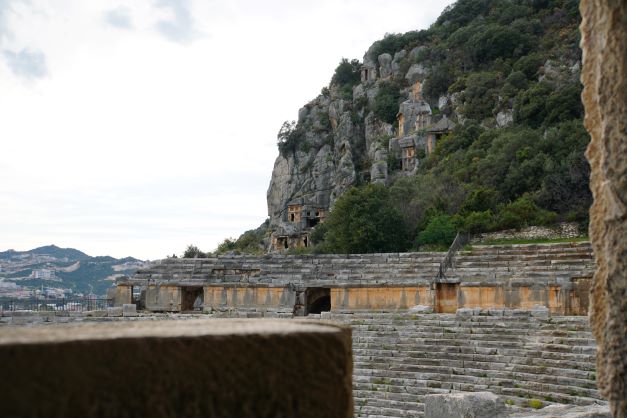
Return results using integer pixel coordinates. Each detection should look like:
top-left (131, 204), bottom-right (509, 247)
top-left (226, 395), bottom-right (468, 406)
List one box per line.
top-left (474, 237), bottom-right (589, 246)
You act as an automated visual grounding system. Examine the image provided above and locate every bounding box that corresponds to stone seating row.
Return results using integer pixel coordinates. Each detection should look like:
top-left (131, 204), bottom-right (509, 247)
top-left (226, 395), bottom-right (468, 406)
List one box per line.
top-left (323, 311), bottom-right (600, 418)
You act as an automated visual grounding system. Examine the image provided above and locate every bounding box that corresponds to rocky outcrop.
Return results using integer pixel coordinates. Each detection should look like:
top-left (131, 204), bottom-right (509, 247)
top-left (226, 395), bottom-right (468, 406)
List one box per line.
top-left (580, 0), bottom-right (627, 416)
top-left (266, 94), bottom-right (361, 244)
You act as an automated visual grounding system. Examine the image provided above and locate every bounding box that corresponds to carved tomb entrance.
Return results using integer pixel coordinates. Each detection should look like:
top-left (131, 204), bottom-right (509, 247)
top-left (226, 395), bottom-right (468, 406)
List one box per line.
top-left (305, 288), bottom-right (331, 315)
top-left (181, 287), bottom-right (204, 312)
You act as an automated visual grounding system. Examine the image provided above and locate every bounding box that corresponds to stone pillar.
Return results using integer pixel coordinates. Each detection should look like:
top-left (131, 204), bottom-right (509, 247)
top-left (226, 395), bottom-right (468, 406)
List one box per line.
top-left (580, 1), bottom-right (627, 416)
top-left (0, 319), bottom-right (353, 418)
top-left (113, 284), bottom-right (132, 306)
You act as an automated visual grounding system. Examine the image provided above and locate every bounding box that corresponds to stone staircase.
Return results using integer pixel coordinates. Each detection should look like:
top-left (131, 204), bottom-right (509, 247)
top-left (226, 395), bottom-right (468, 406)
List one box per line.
top-left (320, 310), bottom-right (600, 418)
top-left (447, 242), bottom-right (594, 283)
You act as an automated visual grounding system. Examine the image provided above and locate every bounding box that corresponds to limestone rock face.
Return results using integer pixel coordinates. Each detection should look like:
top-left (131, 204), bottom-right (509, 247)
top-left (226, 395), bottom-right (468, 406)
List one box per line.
top-left (579, 0), bottom-right (627, 416)
top-left (378, 53), bottom-right (393, 79)
top-left (405, 63), bottom-right (428, 84)
top-left (409, 45), bottom-right (425, 60)
top-left (496, 110), bottom-right (514, 128)
top-left (391, 50), bottom-right (407, 77)
top-left (266, 94), bottom-right (361, 240)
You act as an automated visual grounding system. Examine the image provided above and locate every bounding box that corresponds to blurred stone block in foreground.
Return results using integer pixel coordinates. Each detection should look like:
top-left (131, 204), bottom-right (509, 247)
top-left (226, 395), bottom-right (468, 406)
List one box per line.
top-left (0, 319), bottom-right (353, 418)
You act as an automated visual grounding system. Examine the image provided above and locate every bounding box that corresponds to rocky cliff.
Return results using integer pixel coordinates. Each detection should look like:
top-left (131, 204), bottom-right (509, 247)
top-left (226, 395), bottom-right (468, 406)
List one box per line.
top-left (262, 0), bottom-right (587, 253)
top-left (266, 46), bottom-right (453, 250)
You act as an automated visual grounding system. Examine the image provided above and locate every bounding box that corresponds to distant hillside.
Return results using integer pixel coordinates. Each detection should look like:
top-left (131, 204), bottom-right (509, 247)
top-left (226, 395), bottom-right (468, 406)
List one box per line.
top-left (0, 245), bottom-right (147, 296)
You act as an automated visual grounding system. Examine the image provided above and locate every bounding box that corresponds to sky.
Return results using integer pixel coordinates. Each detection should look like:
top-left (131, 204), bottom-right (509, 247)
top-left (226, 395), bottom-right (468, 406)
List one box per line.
top-left (0, 0), bottom-right (453, 260)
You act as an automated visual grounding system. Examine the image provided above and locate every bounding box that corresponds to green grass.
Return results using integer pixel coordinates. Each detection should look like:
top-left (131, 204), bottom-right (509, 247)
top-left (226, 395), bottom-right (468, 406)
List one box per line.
top-left (476, 236), bottom-right (589, 246)
top-left (528, 399), bottom-right (543, 409)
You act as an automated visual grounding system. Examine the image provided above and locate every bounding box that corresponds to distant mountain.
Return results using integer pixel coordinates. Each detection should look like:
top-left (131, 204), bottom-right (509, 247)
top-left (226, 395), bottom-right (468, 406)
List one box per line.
top-left (0, 245), bottom-right (148, 296)
top-left (29, 245), bottom-right (91, 261)
top-left (0, 245), bottom-right (89, 261)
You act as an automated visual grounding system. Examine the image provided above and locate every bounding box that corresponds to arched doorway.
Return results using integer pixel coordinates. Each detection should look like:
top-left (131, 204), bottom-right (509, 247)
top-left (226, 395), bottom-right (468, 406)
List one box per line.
top-left (305, 288), bottom-right (331, 315)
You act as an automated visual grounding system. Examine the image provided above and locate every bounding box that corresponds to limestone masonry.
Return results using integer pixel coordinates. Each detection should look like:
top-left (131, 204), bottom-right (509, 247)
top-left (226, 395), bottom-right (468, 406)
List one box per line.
top-left (580, 0), bottom-right (627, 416)
top-left (105, 241), bottom-right (606, 416)
top-left (116, 242), bottom-right (594, 316)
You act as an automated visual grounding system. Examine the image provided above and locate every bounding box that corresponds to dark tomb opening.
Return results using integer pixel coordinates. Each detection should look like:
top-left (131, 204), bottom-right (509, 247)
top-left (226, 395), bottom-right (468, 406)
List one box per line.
top-left (306, 287), bottom-right (331, 315)
top-left (306, 217), bottom-right (319, 228)
top-left (181, 287), bottom-right (204, 312)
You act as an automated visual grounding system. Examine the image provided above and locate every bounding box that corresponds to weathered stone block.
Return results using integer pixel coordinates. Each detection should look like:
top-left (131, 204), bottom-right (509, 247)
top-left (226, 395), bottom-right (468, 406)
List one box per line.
top-left (424, 392), bottom-right (507, 418)
top-left (0, 319), bottom-right (353, 418)
top-left (122, 304), bottom-right (137, 317)
top-left (580, 0), bottom-right (627, 416)
top-left (106, 306), bottom-right (123, 317)
top-left (409, 305), bottom-right (433, 314)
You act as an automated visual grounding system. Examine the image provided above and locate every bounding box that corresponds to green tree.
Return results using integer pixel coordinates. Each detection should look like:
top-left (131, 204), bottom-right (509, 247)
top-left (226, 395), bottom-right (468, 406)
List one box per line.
top-left (373, 81), bottom-right (402, 124)
top-left (320, 184), bottom-right (408, 253)
top-left (277, 120), bottom-right (305, 157)
top-left (330, 58), bottom-right (361, 87)
top-left (183, 245), bottom-right (206, 258)
top-left (416, 214), bottom-right (457, 248)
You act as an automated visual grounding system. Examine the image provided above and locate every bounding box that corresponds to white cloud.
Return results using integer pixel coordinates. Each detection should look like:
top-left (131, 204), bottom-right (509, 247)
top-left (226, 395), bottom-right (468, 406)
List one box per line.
top-left (3, 48), bottom-right (47, 78)
top-left (153, 0), bottom-right (199, 43)
top-left (103, 6), bottom-right (133, 30)
top-left (0, 0), bottom-right (453, 259)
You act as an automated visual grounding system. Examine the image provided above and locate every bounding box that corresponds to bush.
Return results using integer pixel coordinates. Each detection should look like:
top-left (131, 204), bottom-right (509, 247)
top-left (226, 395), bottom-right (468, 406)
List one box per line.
top-left (423, 64), bottom-right (455, 100)
top-left (493, 196), bottom-right (557, 230)
top-left (460, 210), bottom-right (494, 233)
top-left (330, 58), bottom-right (361, 88)
top-left (373, 81), bottom-right (402, 124)
top-left (528, 399), bottom-right (543, 409)
top-left (513, 52), bottom-right (545, 79)
top-left (183, 245), bottom-right (207, 258)
top-left (416, 214), bottom-right (457, 247)
top-left (466, 23), bottom-right (534, 64)
top-left (459, 72), bottom-right (502, 121)
top-left (277, 120), bottom-right (305, 156)
top-left (215, 221), bottom-right (269, 255)
top-left (319, 184), bottom-right (408, 253)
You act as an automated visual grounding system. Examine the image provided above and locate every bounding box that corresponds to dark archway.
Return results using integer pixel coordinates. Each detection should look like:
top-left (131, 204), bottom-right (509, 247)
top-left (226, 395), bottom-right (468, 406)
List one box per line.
top-left (181, 287), bottom-right (203, 312)
top-left (306, 288), bottom-right (331, 315)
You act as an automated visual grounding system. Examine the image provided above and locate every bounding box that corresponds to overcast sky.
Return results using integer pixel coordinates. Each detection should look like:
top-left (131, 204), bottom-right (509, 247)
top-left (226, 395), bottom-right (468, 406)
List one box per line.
top-left (0, 0), bottom-right (453, 260)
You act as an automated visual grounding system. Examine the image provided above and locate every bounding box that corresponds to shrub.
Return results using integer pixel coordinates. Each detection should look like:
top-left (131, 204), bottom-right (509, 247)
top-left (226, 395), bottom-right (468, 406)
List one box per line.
top-left (277, 120), bottom-right (305, 156)
top-left (461, 210), bottom-right (494, 233)
top-left (423, 64), bottom-right (455, 100)
top-left (513, 52), bottom-right (545, 79)
top-left (528, 399), bottom-right (543, 409)
top-left (416, 214), bottom-right (457, 247)
top-left (373, 81), bottom-right (402, 124)
top-left (320, 184), bottom-right (408, 253)
top-left (330, 58), bottom-right (361, 88)
top-left (459, 72), bottom-right (502, 121)
top-left (183, 245), bottom-right (207, 258)
top-left (493, 196), bottom-right (557, 230)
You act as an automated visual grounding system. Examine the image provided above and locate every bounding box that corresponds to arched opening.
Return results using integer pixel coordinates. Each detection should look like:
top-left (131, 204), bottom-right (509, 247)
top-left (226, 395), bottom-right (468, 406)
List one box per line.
top-left (181, 287), bottom-right (203, 312)
top-left (306, 288), bottom-right (331, 315)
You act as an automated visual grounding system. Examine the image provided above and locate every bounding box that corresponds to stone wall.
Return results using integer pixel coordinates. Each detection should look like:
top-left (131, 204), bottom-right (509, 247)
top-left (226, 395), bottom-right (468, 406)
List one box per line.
top-left (471, 223), bottom-right (583, 244)
top-left (580, 1), bottom-right (627, 416)
top-left (119, 242), bottom-right (595, 316)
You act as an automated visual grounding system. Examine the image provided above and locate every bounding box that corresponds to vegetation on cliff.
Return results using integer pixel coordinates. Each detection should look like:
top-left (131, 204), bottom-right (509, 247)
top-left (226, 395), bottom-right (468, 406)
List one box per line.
top-left (225, 0), bottom-right (590, 254)
top-left (311, 0), bottom-right (589, 252)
